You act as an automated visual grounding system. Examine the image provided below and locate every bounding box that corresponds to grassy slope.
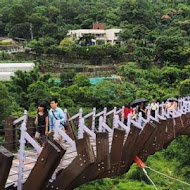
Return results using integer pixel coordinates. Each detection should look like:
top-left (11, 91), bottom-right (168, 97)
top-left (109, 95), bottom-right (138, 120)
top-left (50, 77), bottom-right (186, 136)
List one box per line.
top-left (76, 147), bottom-right (190, 190)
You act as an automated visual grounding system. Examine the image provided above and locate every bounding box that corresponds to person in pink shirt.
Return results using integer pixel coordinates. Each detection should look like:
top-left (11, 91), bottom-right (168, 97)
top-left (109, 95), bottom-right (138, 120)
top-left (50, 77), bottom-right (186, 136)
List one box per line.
top-left (165, 100), bottom-right (178, 112)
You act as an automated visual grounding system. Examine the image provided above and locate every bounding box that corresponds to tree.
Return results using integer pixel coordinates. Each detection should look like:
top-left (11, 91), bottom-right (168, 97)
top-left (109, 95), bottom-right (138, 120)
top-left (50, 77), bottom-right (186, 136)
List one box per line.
top-left (27, 81), bottom-right (51, 106)
top-left (73, 73), bottom-right (90, 87)
top-left (179, 79), bottom-right (190, 96)
top-left (161, 67), bottom-right (182, 85)
top-left (155, 36), bottom-right (188, 65)
top-left (9, 4), bottom-right (27, 26)
top-left (28, 39), bottom-right (44, 54)
top-left (0, 83), bottom-right (12, 123)
top-left (119, 28), bottom-right (135, 43)
top-left (91, 80), bottom-right (128, 109)
top-left (10, 22), bottom-right (31, 39)
top-left (47, 5), bottom-right (60, 22)
top-left (134, 47), bottom-right (153, 68)
top-left (29, 13), bottom-right (48, 37)
top-left (40, 23), bottom-right (58, 38)
top-left (0, 20), bottom-right (7, 36)
top-left (119, 0), bottom-right (155, 29)
top-left (60, 71), bottom-right (76, 87)
top-left (59, 37), bottom-right (75, 52)
top-left (9, 68), bottom-right (46, 108)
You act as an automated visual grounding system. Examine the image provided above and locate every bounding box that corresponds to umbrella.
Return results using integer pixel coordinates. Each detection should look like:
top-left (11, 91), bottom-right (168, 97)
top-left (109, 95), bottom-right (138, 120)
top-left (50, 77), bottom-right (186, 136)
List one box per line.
top-left (130, 98), bottom-right (148, 107)
top-left (167, 97), bottom-right (178, 102)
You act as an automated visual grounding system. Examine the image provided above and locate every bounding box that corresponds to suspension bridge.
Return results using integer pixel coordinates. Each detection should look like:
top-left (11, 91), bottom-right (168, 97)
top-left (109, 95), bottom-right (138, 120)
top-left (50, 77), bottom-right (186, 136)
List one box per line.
top-left (0, 97), bottom-right (190, 190)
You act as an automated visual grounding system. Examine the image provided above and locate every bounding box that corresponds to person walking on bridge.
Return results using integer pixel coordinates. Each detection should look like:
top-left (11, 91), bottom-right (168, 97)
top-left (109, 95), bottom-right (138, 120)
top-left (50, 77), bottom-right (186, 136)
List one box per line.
top-left (124, 104), bottom-right (134, 125)
top-left (150, 100), bottom-right (159, 117)
top-left (49, 98), bottom-right (66, 141)
top-left (34, 103), bottom-right (49, 145)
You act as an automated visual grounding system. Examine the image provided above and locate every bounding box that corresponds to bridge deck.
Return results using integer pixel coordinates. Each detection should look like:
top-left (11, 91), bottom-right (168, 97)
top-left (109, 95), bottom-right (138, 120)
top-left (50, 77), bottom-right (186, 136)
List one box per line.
top-left (2, 99), bottom-right (190, 190)
top-left (5, 133), bottom-right (116, 188)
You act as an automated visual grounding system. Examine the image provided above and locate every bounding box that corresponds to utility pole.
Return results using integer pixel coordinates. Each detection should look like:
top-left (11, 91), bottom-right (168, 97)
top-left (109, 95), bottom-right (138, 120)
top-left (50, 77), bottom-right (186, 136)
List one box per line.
top-left (30, 23), bottom-right (33, 40)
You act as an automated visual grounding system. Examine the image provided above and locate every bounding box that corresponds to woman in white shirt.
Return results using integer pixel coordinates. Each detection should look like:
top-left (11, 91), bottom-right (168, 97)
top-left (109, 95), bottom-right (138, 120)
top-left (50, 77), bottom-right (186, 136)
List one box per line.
top-left (150, 100), bottom-right (159, 117)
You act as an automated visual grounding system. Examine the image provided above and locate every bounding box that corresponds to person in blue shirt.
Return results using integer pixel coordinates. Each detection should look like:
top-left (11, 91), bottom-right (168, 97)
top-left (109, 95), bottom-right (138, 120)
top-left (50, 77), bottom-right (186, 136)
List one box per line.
top-left (49, 98), bottom-right (66, 133)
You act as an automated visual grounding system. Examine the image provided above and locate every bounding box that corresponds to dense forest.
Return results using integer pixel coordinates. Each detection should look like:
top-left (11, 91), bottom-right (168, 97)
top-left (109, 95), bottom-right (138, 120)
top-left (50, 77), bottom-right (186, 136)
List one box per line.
top-left (0, 0), bottom-right (190, 65)
top-left (1, 0), bottom-right (190, 189)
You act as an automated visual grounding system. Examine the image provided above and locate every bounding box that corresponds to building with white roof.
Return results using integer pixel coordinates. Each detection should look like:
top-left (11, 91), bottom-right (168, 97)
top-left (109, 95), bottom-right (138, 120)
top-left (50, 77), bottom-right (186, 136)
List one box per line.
top-left (0, 62), bottom-right (35, 81)
top-left (0, 72), bottom-right (15, 81)
top-left (67, 28), bottom-right (122, 45)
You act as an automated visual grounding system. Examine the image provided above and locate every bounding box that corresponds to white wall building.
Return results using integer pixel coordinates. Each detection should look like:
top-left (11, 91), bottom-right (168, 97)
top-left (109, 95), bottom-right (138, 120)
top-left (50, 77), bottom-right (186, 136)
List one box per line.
top-left (67, 28), bottom-right (122, 45)
top-left (0, 62), bottom-right (35, 81)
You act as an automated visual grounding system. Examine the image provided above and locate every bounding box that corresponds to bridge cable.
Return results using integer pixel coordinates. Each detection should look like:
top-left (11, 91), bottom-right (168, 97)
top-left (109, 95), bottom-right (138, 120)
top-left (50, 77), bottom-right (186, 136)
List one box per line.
top-left (135, 156), bottom-right (190, 187)
top-left (141, 168), bottom-right (158, 190)
top-left (147, 166), bottom-right (190, 187)
top-left (134, 156), bottom-right (158, 190)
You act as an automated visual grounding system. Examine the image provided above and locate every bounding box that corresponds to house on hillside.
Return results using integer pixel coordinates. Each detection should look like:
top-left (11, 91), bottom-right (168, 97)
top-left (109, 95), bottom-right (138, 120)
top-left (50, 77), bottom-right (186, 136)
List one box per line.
top-left (67, 23), bottom-right (122, 45)
top-left (0, 37), bottom-right (24, 53)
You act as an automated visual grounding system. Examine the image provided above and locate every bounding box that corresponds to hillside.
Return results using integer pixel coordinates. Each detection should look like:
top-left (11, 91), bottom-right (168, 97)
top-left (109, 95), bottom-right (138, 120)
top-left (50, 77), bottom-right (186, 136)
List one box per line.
top-left (0, 0), bottom-right (190, 189)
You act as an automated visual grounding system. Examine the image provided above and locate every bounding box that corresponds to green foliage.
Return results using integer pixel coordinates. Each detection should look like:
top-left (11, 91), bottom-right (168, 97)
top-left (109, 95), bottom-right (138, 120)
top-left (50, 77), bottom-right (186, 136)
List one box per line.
top-left (163, 136), bottom-right (190, 179)
top-left (0, 41), bottom-right (12, 45)
top-left (155, 36), bottom-right (189, 65)
top-left (78, 151), bottom-right (190, 190)
top-left (73, 73), bottom-right (90, 87)
top-left (0, 83), bottom-right (12, 123)
top-left (179, 79), bottom-right (190, 96)
top-left (161, 66), bottom-right (182, 85)
top-left (10, 22), bottom-right (31, 39)
top-left (8, 68), bottom-right (50, 109)
top-left (91, 80), bottom-right (129, 109)
top-left (1, 0), bottom-right (190, 189)
top-left (27, 81), bottom-right (51, 106)
top-left (60, 71), bottom-right (76, 87)
top-left (59, 37), bottom-right (75, 52)
top-left (0, 51), bottom-right (9, 60)
top-left (1, 0), bottom-right (189, 68)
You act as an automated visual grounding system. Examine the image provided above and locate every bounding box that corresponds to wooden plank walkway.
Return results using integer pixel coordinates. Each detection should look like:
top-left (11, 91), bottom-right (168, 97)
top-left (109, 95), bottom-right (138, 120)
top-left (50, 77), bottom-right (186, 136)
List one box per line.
top-left (3, 109), bottom-right (190, 190)
top-left (5, 130), bottom-right (123, 189)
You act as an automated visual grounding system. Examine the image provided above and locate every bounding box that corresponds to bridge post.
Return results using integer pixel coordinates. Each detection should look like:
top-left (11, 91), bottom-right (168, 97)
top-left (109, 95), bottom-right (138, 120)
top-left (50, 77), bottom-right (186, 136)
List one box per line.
top-left (78, 108), bottom-right (84, 139)
top-left (0, 146), bottom-right (14, 190)
top-left (103, 107), bottom-right (107, 123)
top-left (102, 107), bottom-right (107, 132)
top-left (138, 112), bottom-right (142, 127)
top-left (64, 109), bottom-right (67, 119)
top-left (98, 116), bottom-right (103, 132)
top-left (155, 109), bottom-right (159, 121)
top-left (46, 136), bottom-right (95, 190)
top-left (121, 106), bottom-right (125, 123)
top-left (17, 110), bottom-right (28, 190)
top-left (147, 106), bottom-right (151, 122)
top-left (127, 113), bottom-right (131, 128)
top-left (113, 107), bottom-right (117, 129)
top-left (23, 141), bottom-right (66, 190)
top-left (4, 117), bottom-right (16, 152)
top-left (160, 102), bottom-right (165, 117)
top-left (53, 120), bottom-right (60, 141)
top-left (91, 107), bottom-right (96, 132)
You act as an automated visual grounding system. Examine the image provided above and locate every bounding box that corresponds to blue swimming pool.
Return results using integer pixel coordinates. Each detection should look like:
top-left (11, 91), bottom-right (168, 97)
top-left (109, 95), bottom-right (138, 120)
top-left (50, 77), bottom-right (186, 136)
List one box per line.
top-left (89, 75), bottom-right (120, 84)
top-left (50, 75), bottom-right (120, 85)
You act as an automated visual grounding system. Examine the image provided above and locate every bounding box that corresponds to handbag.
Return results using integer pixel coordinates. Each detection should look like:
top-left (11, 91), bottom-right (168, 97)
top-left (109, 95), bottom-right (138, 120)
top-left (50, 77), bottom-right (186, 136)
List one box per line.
top-left (34, 115), bottom-right (38, 126)
top-left (52, 110), bottom-right (68, 129)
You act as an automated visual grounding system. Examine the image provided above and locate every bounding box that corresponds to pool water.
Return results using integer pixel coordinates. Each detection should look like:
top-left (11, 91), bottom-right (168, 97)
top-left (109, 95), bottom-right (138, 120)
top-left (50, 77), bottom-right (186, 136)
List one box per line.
top-left (50, 75), bottom-right (120, 85)
top-left (89, 75), bottom-right (120, 84)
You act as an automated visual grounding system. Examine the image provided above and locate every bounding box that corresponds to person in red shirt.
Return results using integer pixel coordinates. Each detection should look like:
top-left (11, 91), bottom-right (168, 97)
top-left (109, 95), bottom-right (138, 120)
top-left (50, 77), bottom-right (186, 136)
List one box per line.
top-left (124, 104), bottom-right (134, 125)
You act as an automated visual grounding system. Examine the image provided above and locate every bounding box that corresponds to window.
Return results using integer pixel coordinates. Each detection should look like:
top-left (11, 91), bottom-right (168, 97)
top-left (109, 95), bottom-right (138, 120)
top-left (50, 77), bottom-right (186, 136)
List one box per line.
top-left (96, 34), bottom-right (104, 37)
top-left (115, 33), bottom-right (119, 37)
